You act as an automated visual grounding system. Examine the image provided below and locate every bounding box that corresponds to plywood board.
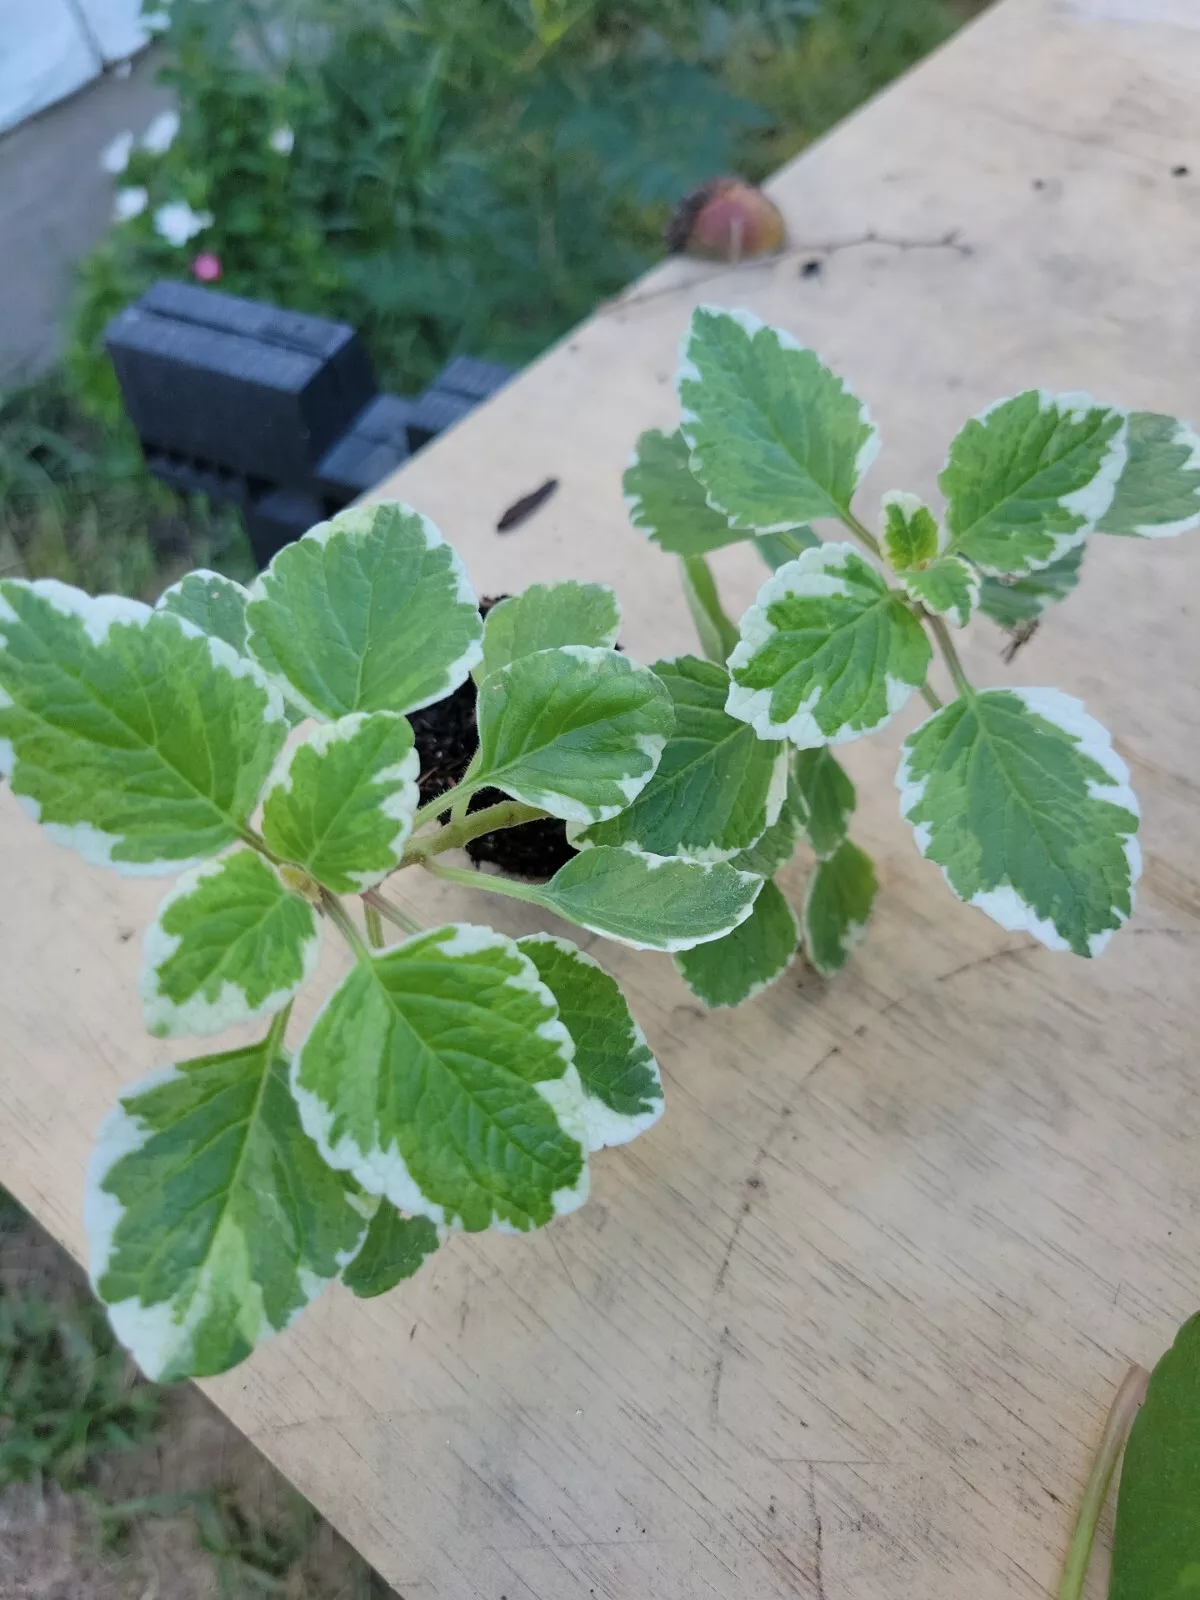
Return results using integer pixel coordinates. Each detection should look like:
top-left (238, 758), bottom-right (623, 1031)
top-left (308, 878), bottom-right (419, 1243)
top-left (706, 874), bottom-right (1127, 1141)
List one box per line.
top-left (4, 1), bottom-right (1200, 1595)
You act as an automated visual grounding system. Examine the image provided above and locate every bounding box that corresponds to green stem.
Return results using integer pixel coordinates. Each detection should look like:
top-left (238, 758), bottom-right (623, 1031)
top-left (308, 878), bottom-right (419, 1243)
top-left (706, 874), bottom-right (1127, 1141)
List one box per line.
top-left (364, 901), bottom-right (385, 948)
top-left (680, 554), bottom-right (738, 665)
top-left (450, 752), bottom-right (482, 826)
top-left (401, 800), bottom-right (548, 865)
top-left (927, 612), bottom-right (973, 698)
top-left (1057, 1364), bottom-right (1150, 1600)
top-left (264, 1002), bottom-right (293, 1056)
top-left (838, 507), bottom-right (883, 559)
top-left (422, 857), bottom-right (545, 909)
top-left (411, 791), bottom-right (462, 834)
top-left (320, 889), bottom-right (369, 959)
top-left (919, 680), bottom-right (944, 711)
top-left (361, 889), bottom-right (422, 937)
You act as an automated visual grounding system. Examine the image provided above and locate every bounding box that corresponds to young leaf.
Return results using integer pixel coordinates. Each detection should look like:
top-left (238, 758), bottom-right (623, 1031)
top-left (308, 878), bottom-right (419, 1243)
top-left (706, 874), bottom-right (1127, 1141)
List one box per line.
top-left (260, 712), bottom-right (419, 894)
top-left (0, 581), bottom-right (287, 875)
top-left (792, 747), bottom-right (855, 861)
top-left (518, 935), bottom-right (664, 1149)
top-left (1099, 410), bottom-right (1200, 538)
top-left (675, 879), bottom-right (798, 1007)
top-left (476, 581), bottom-right (621, 681)
top-left (157, 570), bottom-right (250, 655)
top-left (680, 554), bottom-right (739, 663)
top-left (881, 491), bottom-right (940, 571)
top-left (472, 646), bottom-right (672, 824)
top-left (86, 1038), bottom-right (368, 1382)
top-left (900, 555), bottom-right (980, 628)
top-left (624, 427), bottom-right (742, 557)
top-left (1109, 1314), bottom-right (1200, 1600)
top-left (977, 544), bottom-right (1085, 628)
top-left (726, 543), bottom-right (932, 745)
top-left (533, 846), bottom-right (762, 952)
top-left (570, 655), bottom-right (788, 861)
top-left (341, 1205), bottom-right (440, 1299)
top-left (678, 307), bottom-right (878, 533)
top-left (940, 391), bottom-right (1127, 575)
top-left (730, 778), bottom-right (803, 877)
top-left (245, 503), bottom-right (483, 720)
top-left (754, 528), bottom-right (821, 571)
top-left (803, 839), bottom-right (878, 977)
top-left (140, 851), bottom-right (320, 1039)
top-left (897, 688), bottom-right (1140, 957)
top-left (291, 924), bottom-right (589, 1232)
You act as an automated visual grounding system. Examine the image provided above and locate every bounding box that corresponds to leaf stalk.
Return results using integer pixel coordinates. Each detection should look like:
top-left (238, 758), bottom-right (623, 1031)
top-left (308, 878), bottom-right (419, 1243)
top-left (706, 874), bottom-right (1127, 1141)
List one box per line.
top-left (1056, 1363), bottom-right (1150, 1600)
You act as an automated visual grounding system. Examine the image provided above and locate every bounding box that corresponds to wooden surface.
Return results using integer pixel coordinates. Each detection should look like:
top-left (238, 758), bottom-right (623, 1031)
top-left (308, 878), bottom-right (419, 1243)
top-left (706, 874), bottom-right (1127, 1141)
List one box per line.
top-left (5, 1), bottom-right (1200, 1595)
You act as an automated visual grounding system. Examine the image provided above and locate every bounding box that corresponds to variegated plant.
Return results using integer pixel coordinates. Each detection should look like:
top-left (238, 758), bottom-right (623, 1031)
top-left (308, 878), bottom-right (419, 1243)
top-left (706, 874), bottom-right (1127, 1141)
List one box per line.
top-left (624, 305), bottom-right (1200, 1004)
top-left (0, 504), bottom-right (770, 1381)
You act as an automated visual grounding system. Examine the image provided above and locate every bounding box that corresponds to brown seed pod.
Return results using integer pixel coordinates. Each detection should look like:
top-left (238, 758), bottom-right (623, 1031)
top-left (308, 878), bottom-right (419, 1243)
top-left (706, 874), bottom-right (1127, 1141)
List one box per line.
top-left (665, 177), bottom-right (786, 262)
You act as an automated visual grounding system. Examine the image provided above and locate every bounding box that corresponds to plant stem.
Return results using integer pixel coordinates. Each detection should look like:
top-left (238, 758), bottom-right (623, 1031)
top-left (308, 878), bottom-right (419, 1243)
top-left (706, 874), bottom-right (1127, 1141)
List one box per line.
top-left (680, 554), bottom-right (739, 664)
top-left (364, 901), bottom-right (385, 948)
top-left (401, 800), bottom-right (548, 865)
top-left (422, 857), bottom-right (545, 908)
top-left (265, 1002), bottom-right (292, 1056)
top-left (919, 681), bottom-right (944, 711)
top-left (411, 792), bottom-right (461, 834)
top-left (319, 888), bottom-right (369, 959)
top-left (927, 612), bottom-right (973, 698)
top-left (450, 752), bottom-right (482, 826)
top-left (838, 508), bottom-right (883, 559)
top-left (362, 889), bottom-right (423, 936)
top-left (1057, 1364), bottom-right (1150, 1600)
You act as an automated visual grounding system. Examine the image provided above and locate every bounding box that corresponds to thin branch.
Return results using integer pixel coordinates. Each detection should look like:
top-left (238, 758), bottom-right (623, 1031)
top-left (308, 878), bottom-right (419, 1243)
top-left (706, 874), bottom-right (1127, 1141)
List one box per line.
top-left (364, 901), bottom-right (385, 948)
top-left (319, 889), bottom-right (369, 959)
top-left (400, 800), bottom-right (548, 866)
top-left (362, 889), bottom-right (422, 937)
top-left (919, 681), bottom-right (944, 711)
top-left (422, 857), bottom-right (544, 908)
top-left (1057, 1365), bottom-right (1150, 1600)
top-left (928, 612), bottom-right (973, 698)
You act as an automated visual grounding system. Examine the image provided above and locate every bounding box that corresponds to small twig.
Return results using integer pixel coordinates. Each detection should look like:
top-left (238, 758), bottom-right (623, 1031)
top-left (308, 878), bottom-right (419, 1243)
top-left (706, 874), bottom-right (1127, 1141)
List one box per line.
top-left (362, 889), bottom-right (422, 937)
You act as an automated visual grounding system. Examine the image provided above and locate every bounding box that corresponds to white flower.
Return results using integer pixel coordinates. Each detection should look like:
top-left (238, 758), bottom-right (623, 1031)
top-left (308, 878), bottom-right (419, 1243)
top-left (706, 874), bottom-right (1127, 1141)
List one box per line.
top-left (142, 9), bottom-right (170, 30)
top-left (268, 125), bottom-right (294, 156)
top-left (113, 186), bottom-right (148, 223)
top-left (142, 109), bottom-right (180, 155)
top-left (153, 200), bottom-right (213, 247)
top-left (101, 130), bottom-right (134, 174)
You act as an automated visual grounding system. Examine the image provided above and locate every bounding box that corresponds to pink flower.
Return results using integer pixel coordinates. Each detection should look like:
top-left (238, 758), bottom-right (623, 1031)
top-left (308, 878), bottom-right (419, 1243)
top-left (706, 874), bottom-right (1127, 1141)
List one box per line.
top-left (192, 251), bottom-right (222, 283)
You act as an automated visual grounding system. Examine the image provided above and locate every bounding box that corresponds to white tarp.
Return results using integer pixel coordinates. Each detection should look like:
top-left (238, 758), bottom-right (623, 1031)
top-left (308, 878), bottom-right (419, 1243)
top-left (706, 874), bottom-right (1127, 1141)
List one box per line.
top-left (0, 0), bottom-right (149, 134)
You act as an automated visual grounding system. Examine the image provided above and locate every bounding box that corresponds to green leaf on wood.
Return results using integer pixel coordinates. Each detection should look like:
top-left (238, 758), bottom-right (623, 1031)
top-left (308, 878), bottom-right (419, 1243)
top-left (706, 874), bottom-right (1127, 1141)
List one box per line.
top-left (472, 645), bottom-right (672, 824)
top-left (518, 935), bottom-right (663, 1149)
top-left (140, 850), bottom-right (319, 1039)
top-left (291, 924), bottom-right (588, 1232)
top-left (941, 391), bottom-right (1127, 575)
top-left (533, 846), bottom-right (762, 952)
top-left (977, 544), bottom-right (1085, 628)
top-left (897, 688), bottom-right (1140, 956)
top-left (679, 307), bottom-right (878, 533)
top-left (900, 555), bottom-right (980, 628)
top-left (1099, 410), bottom-right (1200, 538)
top-left (0, 581), bottom-right (287, 875)
top-left (476, 581), bottom-right (621, 682)
top-left (803, 839), bottom-right (877, 977)
top-left (341, 1205), bottom-right (440, 1299)
top-left (624, 428), bottom-right (742, 557)
top-left (792, 747), bottom-right (855, 860)
top-left (675, 879), bottom-right (798, 1007)
top-left (1110, 1313), bottom-right (1200, 1600)
top-left (86, 1036), bottom-right (367, 1382)
top-left (570, 655), bottom-right (787, 861)
top-left (261, 712), bottom-right (419, 893)
top-left (881, 492), bottom-right (940, 571)
top-left (726, 542), bottom-right (931, 745)
top-left (246, 503), bottom-right (483, 720)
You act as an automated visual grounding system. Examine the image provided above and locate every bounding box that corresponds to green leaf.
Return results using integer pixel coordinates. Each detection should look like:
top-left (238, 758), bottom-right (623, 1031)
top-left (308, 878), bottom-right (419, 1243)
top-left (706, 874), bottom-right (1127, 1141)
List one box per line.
top-left (754, 528), bottom-right (821, 571)
top-left (623, 428), bottom-right (742, 557)
top-left (881, 492), bottom-right (940, 571)
top-left (977, 544), bottom-right (1085, 628)
top-left (803, 839), bottom-right (877, 977)
top-left (472, 646), bottom-right (672, 824)
top-left (533, 846), bottom-right (762, 951)
top-left (680, 554), bottom-right (739, 664)
top-left (291, 924), bottom-right (588, 1232)
top-left (726, 543), bottom-right (932, 745)
top-left (897, 688), bottom-right (1140, 957)
top-left (140, 850), bottom-right (320, 1039)
top-left (679, 307), bottom-right (878, 533)
top-left (1110, 1314), bottom-right (1200, 1600)
top-left (730, 784), bottom-right (803, 877)
top-left (476, 581), bottom-right (621, 682)
top-left (261, 712), bottom-right (419, 894)
top-left (157, 570), bottom-right (250, 655)
top-left (941, 391), bottom-right (1127, 575)
top-left (900, 555), bottom-right (980, 628)
top-left (518, 935), bottom-right (663, 1149)
top-left (792, 747), bottom-right (855, 860)
top-left (570, 655), bottom-right (788, 861)
top-left (1099, 410), bottom-right (1200, 538)
top-left (675, 879), bottom-right (798, 1007)
top-left (86, 1036), bottom-right (368, 1382)
top-left (245, 503), bottom-right (483, 720)
top-left (341, 1205), bottom-right (440, 1299)
top-left (0, 581), bottom-right (287, 875)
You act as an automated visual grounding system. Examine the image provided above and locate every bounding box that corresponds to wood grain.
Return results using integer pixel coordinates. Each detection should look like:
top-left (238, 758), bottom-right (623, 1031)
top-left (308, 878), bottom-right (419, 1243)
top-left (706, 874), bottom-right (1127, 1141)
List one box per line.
top-left (5, 1), bottom-right (1200, 1595)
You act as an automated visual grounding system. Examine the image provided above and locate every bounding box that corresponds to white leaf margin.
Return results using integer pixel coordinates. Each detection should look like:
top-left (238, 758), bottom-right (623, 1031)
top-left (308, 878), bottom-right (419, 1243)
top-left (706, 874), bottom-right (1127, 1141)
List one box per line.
top-left (289, 923), bottom-right (593, 1234)
top-left (896, 687), bottom-right (1142, 957)
top-left (899, 555), bottom-right (981, 629)
top-left (1112, 416), bottom-right (1200, 539)
top-left (801, 860), bottom-right (871, 979)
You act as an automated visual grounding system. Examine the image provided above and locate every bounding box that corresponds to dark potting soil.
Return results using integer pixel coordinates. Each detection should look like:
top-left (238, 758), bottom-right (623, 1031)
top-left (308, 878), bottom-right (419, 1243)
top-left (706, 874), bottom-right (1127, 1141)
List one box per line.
top-left (408, 601), bottom-right (577, 881)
